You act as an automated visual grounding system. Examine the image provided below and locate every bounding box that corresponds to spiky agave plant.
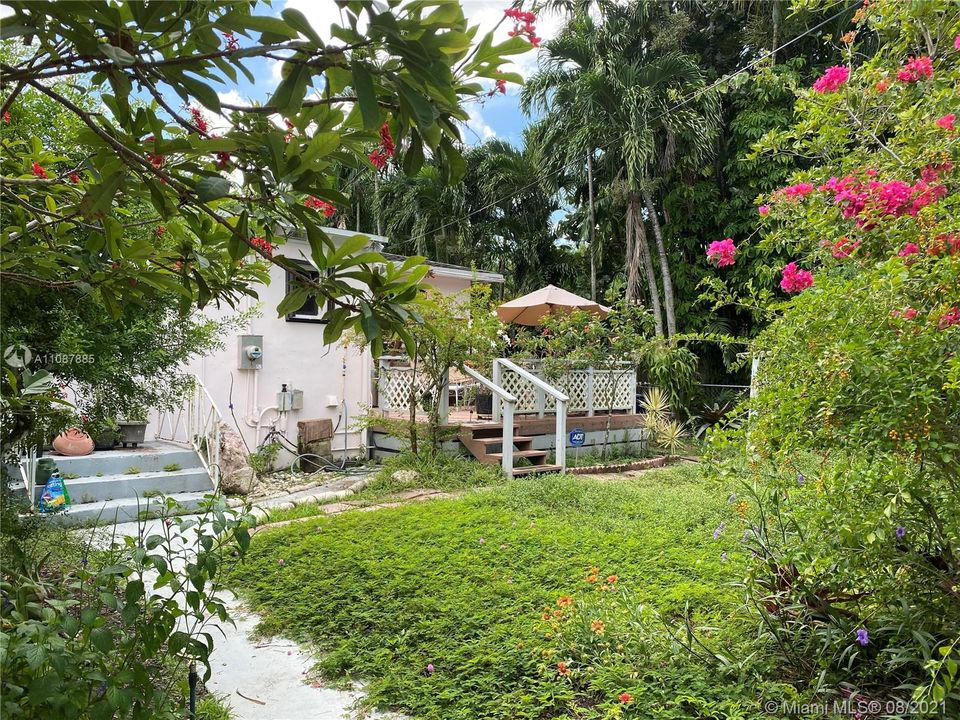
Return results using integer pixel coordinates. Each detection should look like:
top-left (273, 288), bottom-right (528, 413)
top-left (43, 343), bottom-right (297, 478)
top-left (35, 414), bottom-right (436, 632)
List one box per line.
top-left (655, 419), bottom-right (689, 455)
top-left (639, 386), bottom-right (671, 432)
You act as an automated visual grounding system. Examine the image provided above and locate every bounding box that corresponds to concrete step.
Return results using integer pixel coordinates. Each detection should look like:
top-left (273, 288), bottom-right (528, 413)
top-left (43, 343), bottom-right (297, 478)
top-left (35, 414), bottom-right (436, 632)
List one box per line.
top-left (512, 464), bottom-right (563, 476)
top-left (56, 492), bottom-right (211, 526)
top-left (35, 468), bottom-right (213, 505)
top-left (41, 442), bottom-right (201, 477)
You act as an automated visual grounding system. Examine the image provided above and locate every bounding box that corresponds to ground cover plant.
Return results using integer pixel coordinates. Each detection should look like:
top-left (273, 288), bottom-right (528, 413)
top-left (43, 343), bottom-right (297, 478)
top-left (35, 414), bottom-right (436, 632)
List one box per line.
top-left (228, 464), bottom-right (785, 719)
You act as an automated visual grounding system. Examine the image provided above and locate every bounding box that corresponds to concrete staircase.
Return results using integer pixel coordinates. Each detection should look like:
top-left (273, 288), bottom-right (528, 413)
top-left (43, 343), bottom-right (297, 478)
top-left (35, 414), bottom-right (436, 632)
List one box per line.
top-left (29, 441), bottom-right (214, 525)
top-left (458, 423), bottom-right (562, 476)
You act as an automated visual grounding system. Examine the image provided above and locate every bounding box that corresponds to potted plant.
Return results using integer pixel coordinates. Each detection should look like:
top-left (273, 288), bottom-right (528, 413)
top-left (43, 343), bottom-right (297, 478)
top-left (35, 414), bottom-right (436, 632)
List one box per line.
top-left (92, 419), bottom-right (120, 450)
top-left (117, 410), bottom-right (148, 448)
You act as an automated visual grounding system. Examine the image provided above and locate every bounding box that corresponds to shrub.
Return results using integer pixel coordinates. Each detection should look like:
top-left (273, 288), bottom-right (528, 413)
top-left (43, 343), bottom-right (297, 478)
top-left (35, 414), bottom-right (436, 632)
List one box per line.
top-left (708, 0), bottom-right (960, 710)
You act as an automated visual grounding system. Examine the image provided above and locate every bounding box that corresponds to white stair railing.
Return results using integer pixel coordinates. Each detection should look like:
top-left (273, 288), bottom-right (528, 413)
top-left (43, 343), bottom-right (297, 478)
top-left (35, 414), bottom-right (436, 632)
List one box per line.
top-left (155, 374), bottom-right (223, 487)
top-left (462, 366), bottom-right (518, 477)
top-left (494, 359), bottom-right (569, 472)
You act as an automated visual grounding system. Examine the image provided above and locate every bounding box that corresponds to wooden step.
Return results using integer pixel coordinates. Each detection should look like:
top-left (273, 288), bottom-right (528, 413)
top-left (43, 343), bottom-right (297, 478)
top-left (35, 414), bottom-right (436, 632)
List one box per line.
top-left (488, 449), bottom-right (549, 465)
top-left (475, 435), bottom-right (534, 446)
top-left (512, 464), bottom-right (563, 476)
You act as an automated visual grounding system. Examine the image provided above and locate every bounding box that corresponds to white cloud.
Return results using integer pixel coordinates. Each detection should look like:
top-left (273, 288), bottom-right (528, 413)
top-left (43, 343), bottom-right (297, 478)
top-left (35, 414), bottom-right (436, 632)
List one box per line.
top-left (462, 103), bottom-right (496, 145)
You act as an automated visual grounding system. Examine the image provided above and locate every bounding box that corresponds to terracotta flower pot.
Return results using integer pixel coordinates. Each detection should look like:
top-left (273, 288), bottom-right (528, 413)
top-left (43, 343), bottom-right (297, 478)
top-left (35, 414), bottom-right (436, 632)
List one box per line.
top-left (52, 428), bottom-right (95, 456)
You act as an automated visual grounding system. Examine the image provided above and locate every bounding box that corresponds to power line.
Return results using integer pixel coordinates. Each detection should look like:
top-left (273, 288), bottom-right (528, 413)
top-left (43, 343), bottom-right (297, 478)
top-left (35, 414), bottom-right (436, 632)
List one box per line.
top-left (407, 0), bottom-right (858, 246)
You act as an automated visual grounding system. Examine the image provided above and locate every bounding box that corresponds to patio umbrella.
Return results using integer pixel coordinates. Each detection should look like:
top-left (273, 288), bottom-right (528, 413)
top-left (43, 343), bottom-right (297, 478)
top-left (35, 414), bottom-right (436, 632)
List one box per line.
top-left (496, 285), bottom-right (611, 326)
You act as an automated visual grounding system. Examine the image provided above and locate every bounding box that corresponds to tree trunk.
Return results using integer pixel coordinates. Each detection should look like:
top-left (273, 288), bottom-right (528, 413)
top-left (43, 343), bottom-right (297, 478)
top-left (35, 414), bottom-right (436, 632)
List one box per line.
top-left (642, 189), bottom-right (676, 337)
top-left (408, 349), bottom-right (419, 454)
top-left (587, 152), bottom-right (597, 302)
top-left (628, 193), bottom-right (664, 337)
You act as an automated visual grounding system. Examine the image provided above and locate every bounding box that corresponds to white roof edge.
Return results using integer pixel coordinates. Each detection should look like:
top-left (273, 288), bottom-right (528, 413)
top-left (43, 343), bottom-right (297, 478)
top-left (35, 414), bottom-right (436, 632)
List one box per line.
top-left (429, 265), bottom-right (505, 283)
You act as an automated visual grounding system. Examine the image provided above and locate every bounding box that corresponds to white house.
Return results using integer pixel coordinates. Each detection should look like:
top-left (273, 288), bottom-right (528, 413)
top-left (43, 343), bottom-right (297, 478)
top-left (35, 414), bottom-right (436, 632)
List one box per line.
top-left (179, 228), bottom-right (504, 465)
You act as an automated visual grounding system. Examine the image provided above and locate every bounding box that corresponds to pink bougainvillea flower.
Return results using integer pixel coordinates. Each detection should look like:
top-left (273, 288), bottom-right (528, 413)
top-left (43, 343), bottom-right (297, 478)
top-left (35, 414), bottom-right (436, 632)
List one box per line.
top-left (779, 182), bottom-right (815, 200)
top-left (31, 162), bottom-right (48, 179)
top-left (812, 65), bottom-right (850, 93)
top-left (955, 34), bottom-right (960, 51)
top-left (898, 243), bottom-right (920, 257)
top-left (830, 236), bottom-right (860, 259)
top-left (758, 205), bottom-right (770, 216)
top-left (903, 308), bottom-right (918, 320)
top-left (936, 113), bottom-right (956, 131)
top-left (706, 238), bottom-right (737, 267)
top-left (938, 307), bottom-right (960, 330)
top-left (780, 262), bottom-right (814, 293)
top-left (897, 56), bottom-right (933, 83)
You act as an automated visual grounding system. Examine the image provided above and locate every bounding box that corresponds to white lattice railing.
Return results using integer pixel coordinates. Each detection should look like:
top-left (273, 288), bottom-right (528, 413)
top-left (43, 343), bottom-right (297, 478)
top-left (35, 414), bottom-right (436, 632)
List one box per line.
top-left (376, 356), bottom-right (450, 422)
top-left (495, 360), bottom-right (636, 418)
top-left (155, 374), bottom-right (223, 487)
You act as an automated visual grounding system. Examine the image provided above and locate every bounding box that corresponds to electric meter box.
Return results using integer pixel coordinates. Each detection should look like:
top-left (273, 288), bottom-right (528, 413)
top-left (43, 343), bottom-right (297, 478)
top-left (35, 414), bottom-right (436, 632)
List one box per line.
top-left (238, 335), bottom-right (264, 370)
top-left (277, 386), bottom-right (303, 411)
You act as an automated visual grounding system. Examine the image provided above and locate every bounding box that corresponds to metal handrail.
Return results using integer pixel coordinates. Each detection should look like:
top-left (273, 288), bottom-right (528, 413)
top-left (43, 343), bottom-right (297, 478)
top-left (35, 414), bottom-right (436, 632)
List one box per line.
top-left (495, 358), bottom-right (568, 471)
top-left (462, 366), bottom-right (518, 476)
top-left (156, 373), bottom-right (223, 488)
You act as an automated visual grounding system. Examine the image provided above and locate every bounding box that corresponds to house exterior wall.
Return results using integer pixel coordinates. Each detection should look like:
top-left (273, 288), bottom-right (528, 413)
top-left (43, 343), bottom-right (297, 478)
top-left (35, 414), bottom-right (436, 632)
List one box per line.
top-left (177, 231), bottom-right (481, 466)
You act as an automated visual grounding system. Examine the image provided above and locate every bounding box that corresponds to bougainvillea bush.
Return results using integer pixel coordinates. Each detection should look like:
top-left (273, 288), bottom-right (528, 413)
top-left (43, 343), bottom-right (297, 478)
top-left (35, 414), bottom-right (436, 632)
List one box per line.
top-left (709, 0), bottom-right (960, 711)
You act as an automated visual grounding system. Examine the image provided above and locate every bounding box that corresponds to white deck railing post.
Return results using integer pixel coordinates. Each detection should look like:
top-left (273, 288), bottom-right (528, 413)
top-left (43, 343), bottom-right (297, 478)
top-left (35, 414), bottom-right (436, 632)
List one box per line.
top-left (587, 367), bottom-right (595, 417)
top-left (555, 397), bottom-right (567, 471)
top-left (492, 359), bottom-right (502, 423)
top-left (501, 399), bottom-right (514, 475)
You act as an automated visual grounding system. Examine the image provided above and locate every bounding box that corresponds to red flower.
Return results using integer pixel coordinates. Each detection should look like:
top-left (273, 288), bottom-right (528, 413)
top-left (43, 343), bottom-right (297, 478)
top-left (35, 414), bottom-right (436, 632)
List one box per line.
top-left (2, 111), bottom-right (10, 123)
top-left (812, 65), bottom-right (850, 93)
top-left (31, 162), bottom-right (48, 179)
top-left (874, 79), bottom-right (889, 92)
top-left (284, 118), bottom-right (295, 130)
top-left (155, 226), bottom-right (167, 237)
top-left (69, 173), bottom-right (81, 184)
top-left (223, 31), bottom-right (239, 52)
top-left (379, 123), bottom-right (395, 157)
top-left (556, 661), bottom-right (570, 676)
top-left (619, 692), bottom-right (633, 704)
top-left (780, 262), bottom-right (813, 293)
top-left (936, 113), bottom-right (956, 131)
top-left (189, 106), bottom-right (209, 134)
top-left (250, 235), bottom-right (274, 259)
top-left (369, 149), bottom-right (388, 169)
top-left (304, 196), bottom-right (336, 217)
top-left (215, 151), bottom-right (231, 169)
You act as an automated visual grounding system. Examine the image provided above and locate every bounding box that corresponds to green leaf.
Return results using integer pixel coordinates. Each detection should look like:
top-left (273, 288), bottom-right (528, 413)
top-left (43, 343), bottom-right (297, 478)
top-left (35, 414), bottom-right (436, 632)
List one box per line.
top-left (351, 60), bottom-right (380, 130)
top-left (268, 62), bottom-right (310, 115)
top-left (78, 171), bottom-right (125, 220)
top-left (281, 7), bottom-right (322, 44)
top-left (300, 132), bottom-right (340, 166)
top-left (100, 44), bottom-right (136, 66)
top-left (91, 627), bottom-right (113, 652)
top-left (195, 176), bottom-right (232, 203)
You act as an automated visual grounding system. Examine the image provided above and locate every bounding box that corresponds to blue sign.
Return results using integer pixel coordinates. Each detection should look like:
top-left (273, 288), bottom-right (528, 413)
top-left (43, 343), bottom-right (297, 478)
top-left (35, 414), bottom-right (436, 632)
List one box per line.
top-left (569, 428), bottom-right (586, 447)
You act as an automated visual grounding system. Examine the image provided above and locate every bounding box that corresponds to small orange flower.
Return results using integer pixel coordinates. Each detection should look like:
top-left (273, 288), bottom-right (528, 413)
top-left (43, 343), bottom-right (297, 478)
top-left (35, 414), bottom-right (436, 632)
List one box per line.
top-left (557, 596), bottom-right (574, 608)
top-left (619, 692), bottom-right (633, 704)
top-left (541, 612), bottom-right (550, 621)
top-left (590, 619), bottom-right (606, 635)
top-left (598, 584), bottom-right (610, 592)
top-left (606, 575), bottom-right (618, 584)
top-left (841, 30), bottom-right (856, 44)
top-left (557, 661), bottom-right (571, 676)
top-left (586, 574), bottom-right (598, 584)
top-left (735, 500), bottom-right (750, 518)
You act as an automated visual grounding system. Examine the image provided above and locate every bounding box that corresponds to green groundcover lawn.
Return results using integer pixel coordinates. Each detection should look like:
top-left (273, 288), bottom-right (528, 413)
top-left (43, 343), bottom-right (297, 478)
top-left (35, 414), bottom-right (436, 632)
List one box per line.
top-left (228, 464), bottom-right (779, 719)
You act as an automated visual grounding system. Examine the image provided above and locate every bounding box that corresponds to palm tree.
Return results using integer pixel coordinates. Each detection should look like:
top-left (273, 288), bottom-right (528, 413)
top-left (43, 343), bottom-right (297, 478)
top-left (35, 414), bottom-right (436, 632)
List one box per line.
top-left (522, 1), bottom-right (719, 336)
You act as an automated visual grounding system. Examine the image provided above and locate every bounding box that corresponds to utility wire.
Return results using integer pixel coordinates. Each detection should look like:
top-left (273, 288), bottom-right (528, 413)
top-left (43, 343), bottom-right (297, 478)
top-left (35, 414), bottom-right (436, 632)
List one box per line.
top-left (407, 0), bottom-right (859, 246)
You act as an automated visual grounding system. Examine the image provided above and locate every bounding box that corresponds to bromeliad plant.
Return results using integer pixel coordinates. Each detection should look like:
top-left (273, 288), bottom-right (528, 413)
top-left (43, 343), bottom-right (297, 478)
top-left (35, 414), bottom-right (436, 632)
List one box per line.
top-left (707, 0), bottom-right (960, 710)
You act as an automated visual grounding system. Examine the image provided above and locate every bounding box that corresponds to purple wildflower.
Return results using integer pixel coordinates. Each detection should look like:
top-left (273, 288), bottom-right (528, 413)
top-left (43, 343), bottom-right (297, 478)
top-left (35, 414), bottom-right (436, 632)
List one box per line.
top-left (856, 628), bottom-right (869, 646)
top-left (728, 492), bottom-right (737, 503)
top-left (797, 473), bottom-right (806, 485)
top-left (896, 526), bottom-right (906, 539)
top-left (426, 663), bottom-right (435, 675)
top-left (479, 538), bottom-right (486, 545)
top-left (278, 558), bottom-right (285, 566)
top-left (713, 522), bottom-right (725, 540)
top-left (721, 552), bottom-right (728, 562)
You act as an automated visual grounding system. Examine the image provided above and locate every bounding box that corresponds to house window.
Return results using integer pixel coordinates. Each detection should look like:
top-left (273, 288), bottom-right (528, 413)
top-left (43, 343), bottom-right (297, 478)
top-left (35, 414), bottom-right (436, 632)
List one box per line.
top-left (284, 261), bottom-right (333, 323)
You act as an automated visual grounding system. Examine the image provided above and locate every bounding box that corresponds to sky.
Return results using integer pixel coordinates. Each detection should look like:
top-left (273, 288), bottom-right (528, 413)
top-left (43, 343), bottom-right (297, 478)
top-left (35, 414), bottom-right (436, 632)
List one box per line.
top-left (216, 0), bottom-right (562, 147)
top-left (0, 1), bottom-right (559, 143)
